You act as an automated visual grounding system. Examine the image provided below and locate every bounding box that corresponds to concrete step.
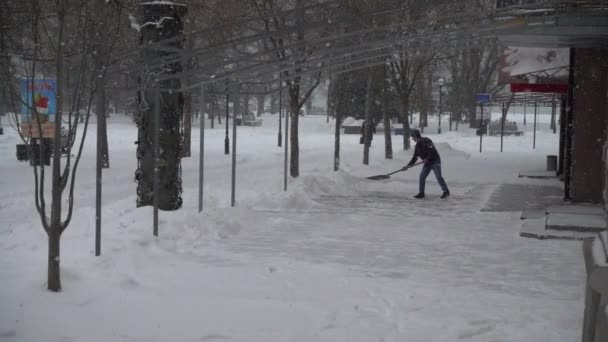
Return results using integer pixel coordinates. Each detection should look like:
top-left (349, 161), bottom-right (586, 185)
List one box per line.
top-left (518, 170), bottom-right (558, 179)
top-left (520, 209), bottom-right (547, 220)
top-left (520, 218), bottom-right (598, 240)
top-left (547, 213), bottom-right (606, 233)
top-left (547, 204), bottom-right (605, 216)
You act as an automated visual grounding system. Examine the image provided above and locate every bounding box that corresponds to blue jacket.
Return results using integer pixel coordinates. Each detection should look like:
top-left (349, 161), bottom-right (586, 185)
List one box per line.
top-left (407, 137), bottom-right (441, 166)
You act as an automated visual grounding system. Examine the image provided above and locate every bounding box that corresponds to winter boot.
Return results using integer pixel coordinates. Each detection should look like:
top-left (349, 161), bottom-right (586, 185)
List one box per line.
top-left (440, 191), bottom-right (450, 199)
top-left (414, 193), bottom-right (425, 199)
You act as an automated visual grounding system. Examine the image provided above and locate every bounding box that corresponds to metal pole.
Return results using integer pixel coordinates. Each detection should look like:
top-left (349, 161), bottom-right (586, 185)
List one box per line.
top-left (500, 102), bottom-right (505, 153)
top-left (198, 85), bottom-right (205, 213)
top-left (479, 103), bottom-right (483, 153)
top-left (449, 111), bottom-right (452, 132)
top-left (95, 88), bottom-right (103, 256)
top-left (558, 94), bottom-right (566, 177)
top-left (326, 78), bottom-right (330, 124)
top-left (533, 100), bottom-right (537, 149)
top-left (224, 82), bottom-right (230, 155)
top-left (231, 84), bottom-right (238, 207)
top-left (523, 102), bottom-right (527, 126)
top-left (153, 87), bottom-right (160, 237)
top-left (278, 78), bottom-right (282, 147)
top-left (551, 93), bottom-right (557, 134)
top-left (284, 97), bottom-right (289, 191)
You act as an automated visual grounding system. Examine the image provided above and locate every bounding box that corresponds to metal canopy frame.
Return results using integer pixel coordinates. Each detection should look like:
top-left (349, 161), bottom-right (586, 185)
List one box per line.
top-left (492, 92), bottom-right (561, 107)
top-left (123, 0), bottom-right (608, 97)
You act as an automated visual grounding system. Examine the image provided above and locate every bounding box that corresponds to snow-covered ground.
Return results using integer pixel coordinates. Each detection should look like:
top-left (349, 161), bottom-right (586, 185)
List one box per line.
top-left (0, 113), bottom-right (584, 341)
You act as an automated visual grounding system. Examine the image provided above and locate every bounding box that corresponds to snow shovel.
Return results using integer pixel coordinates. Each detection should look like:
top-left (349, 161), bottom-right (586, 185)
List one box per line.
top-left (366, 162), bottom-right (423, 180)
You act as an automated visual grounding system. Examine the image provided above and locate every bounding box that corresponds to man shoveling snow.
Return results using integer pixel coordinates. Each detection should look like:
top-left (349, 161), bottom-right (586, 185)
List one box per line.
top-left (403, 129), bottom-right (450, 199)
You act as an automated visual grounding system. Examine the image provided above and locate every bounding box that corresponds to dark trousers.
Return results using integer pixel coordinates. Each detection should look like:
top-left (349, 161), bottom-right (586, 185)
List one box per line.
top-left (419, 163), bottom-right (449, 194)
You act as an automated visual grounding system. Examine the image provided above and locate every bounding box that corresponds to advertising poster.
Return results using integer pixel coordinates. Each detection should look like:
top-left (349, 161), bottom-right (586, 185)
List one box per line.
top-left (20, 79), bottom-right (57, 138)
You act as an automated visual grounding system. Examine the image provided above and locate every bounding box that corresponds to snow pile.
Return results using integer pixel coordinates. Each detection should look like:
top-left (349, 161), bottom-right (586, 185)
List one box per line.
top-left (202, 207), bottom-right (245, 240)
top-left (435, 142), bottom-right (472, 160)
top-left (342, 116), bottom-right (363, 127)
top-left (254, 171), bottom-right (360, 211)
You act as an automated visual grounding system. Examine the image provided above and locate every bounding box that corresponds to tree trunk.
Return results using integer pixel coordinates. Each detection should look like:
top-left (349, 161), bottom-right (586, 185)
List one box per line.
top-left (49, 0), bottom-right (65, 292)
top-left (136, 2), bottom-right (186, 211)
top-left (383, 88), bottom-right (393, 160)
top-left (270, 94), bottom-right (278, 114)
top-left (326, 77), bottom-right (333, 123)
top-left (468, 48), bottom-right (482, 128)
top-left (210, 104), bottom-right (214, 128)
top-left (47, 227), bottom-right (61, 292)
top-left (242, 94), bottom-right (250, 116)
top-left (363, 68), bottom-right (373, 165)
top-left (289, 96), bottom-right (299, 177)
top-left (400, 95), bottom-right (411, 150)
top-left (183, 93), bottom-right (192, 158)
top-left (468, 101), bottom-right (478, 128)
top-left (213, 99), bottom-right (219, 127)
top-left (334, 92), bottom-right (341, 171)
top-left (99, 87), bottom-right (109, 168)
top-left (421, 71), bottom-right (432, 133)
top-left (305, 96), bottom-right (312, 115)
top-left (256, 95), bottom-right (264, 116)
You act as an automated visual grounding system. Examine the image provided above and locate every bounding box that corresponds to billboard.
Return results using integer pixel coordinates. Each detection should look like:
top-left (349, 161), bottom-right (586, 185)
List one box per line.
top-left (20, 79), bottom-right (57, 138)
top-left (498, 47), bottom-right (569, 85)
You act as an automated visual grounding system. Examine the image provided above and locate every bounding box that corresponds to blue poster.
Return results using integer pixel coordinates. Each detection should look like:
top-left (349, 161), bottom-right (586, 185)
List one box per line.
top-left (20, 79), bottom-right (57, 123)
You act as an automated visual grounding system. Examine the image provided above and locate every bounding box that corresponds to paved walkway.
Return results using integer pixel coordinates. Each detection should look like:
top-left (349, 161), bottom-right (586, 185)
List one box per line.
top-left (482, 183), bottom-right (564, 212)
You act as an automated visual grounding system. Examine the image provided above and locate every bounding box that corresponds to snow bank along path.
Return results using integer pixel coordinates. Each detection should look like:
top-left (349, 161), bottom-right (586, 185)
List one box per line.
top-left (0, 114), bottom-right (584, 341)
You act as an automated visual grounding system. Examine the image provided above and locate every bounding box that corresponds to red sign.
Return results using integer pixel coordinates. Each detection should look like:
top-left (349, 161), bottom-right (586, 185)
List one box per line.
top-left (510, 83), bottom-right (568, 94)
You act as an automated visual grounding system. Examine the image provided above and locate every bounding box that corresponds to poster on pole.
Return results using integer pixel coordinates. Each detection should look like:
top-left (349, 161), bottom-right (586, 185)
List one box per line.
top-left (20, 78), bottom-right (57, 138)
top-left (476, 106), bottom-right (491, 121)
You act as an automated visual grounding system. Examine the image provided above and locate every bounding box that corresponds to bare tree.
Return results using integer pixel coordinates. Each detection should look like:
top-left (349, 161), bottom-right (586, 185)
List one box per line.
top-left (1, 0), bottom-right (124, 291)
top-left (388, 53), bottom-right (432, 150)
top-left (362, 67), bottom-right (374, 165)
top-left (250, 0), bottom-right (323, 177)
top-left (382, 64), bottom-right (393, 159)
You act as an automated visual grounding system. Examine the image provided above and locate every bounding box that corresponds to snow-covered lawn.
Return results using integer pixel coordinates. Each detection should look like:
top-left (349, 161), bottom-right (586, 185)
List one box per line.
top-left (0, 114), bottom-right (584, 341)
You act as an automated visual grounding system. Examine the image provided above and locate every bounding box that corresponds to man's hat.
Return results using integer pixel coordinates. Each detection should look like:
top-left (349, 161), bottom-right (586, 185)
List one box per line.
top-left (410, 129), bottom-right (421, 138)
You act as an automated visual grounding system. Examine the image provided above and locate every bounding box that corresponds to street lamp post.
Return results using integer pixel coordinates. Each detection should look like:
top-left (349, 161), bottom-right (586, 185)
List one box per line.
top-left (437, 77), bottom-right (444, 134)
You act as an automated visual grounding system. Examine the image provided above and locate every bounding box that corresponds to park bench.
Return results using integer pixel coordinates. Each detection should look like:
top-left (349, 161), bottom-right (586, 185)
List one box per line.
top-left (237, 113), bottom-right (262, 126)
top-left (582, 231), bottom-right (608, 342)
top-left (488, 120), bottom-right (524, 136)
